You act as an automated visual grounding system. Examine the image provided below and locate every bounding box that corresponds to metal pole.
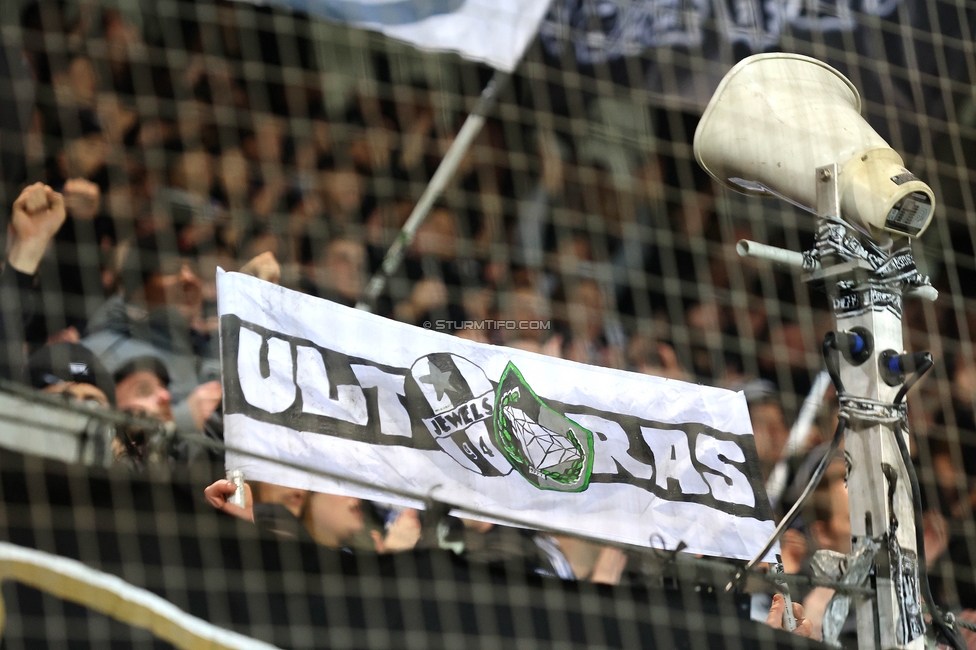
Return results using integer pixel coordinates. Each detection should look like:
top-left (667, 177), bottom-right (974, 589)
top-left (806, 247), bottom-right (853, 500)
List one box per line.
top-left (813, 164), bottom-right (923, 649)
top-left (355, 70), bottom-right (511, 312)
top-left (736, 239), bottom-right (810, 270)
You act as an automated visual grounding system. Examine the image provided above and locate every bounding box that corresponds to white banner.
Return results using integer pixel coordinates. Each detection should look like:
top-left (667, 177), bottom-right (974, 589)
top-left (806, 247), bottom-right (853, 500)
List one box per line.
top-left (233, 0), bottom-right (552, 72)
top-left (217, 270), bottom-right (777, 561)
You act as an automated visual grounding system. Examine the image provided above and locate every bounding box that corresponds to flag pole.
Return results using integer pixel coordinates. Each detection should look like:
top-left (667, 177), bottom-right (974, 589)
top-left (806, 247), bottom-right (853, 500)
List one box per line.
top-left (355, 70), bottom-right (511, 312)
top-left (764, 369), bottom-right (831, 510)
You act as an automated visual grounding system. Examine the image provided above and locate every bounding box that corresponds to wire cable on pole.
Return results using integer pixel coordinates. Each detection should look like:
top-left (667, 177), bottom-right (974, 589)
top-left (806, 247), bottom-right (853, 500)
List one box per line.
top-left (887, 353), bottom-right (966, 650)
top-left (728, 333), bottom-right (850, 590)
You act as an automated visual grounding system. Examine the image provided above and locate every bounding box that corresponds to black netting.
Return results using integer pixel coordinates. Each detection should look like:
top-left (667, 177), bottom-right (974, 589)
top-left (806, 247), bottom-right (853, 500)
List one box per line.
top-left (0, 0), bottom-right (973, 646)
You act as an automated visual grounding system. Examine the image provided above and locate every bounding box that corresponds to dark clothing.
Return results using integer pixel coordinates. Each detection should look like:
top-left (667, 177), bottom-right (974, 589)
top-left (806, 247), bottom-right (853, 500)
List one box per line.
top-left (0, 265), bottom-right (39, 381)
top-left (297, 277), bottom-right (356, 308)
top-left (253, 502), bottom-right (316, 544)
top-left (458, 523), bottom-right (578, 579)
top-left (33, 213), bottom-right (111, 338)
top-left (0, 39), bottom-right (33, 206)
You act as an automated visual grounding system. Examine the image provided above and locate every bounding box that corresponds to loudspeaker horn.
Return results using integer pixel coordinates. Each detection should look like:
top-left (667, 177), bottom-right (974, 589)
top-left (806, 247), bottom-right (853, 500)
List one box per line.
top-left (694, 53), bottom-right (935, 239)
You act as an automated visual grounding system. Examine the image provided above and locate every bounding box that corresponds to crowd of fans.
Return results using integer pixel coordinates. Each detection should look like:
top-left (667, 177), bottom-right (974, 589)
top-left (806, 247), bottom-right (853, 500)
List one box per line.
top-left (3, 0), bottom-right (976, 645)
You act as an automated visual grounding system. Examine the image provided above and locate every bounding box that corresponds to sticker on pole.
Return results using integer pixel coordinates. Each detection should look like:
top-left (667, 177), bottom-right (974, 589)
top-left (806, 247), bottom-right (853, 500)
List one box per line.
top-left (885, 192), bottom-right (931, 236)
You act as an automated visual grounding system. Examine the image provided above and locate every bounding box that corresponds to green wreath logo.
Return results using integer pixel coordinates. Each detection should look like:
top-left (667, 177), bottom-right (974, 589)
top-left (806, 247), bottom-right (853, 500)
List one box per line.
top-left (491, 362), bottom-right (594, 492)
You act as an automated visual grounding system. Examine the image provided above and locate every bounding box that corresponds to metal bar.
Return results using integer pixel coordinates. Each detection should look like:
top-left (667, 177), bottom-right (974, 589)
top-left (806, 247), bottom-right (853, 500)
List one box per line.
top-left (736, 239), bottom-right (810, 269)
top-left (816, 164), bottom-right (923, 650)
top-left (0, 384), bottom-right (880, 599)
top-left (0, 378), bottom-right (163, 431)
top-left (355, 70), bottom-right (511, 312)
top-left (838, 302), bottom-right (915, 650)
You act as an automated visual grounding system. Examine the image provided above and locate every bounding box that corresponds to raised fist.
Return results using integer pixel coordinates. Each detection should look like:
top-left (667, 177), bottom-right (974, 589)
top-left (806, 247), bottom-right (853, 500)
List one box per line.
top-left (63, 178), bottom-right (101, 220)
top-left (239, 251), bottom-right (281, 285)
top-left (187, 380), bottom-right (222, 431)
top-left (8, 183), bottom-right (66, 274)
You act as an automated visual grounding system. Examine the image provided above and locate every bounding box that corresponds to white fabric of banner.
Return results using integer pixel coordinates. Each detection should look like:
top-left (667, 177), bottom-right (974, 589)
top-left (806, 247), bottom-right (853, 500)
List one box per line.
top-left (231, 0), bottom-right (552, 72)
top-left (217, 270), bottom-right (778, 561)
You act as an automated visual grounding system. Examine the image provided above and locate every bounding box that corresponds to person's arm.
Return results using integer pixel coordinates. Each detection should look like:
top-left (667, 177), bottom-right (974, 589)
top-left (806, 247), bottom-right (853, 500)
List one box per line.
top-left (589, 546), bottom-right (628, 585)
top-left (171, 381), bottom-right (223, 458)
top-left (0, 183), bottom-right (66, 380)
top-left (7, 183), bottom-right (67, 275)
top-left (0, 263), bottom-right (37, 380)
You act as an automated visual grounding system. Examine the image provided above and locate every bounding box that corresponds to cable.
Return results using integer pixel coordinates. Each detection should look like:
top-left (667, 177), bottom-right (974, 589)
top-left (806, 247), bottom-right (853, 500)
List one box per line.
top-left (729, 415), bottom-right (847, 588)
top-left (893, 353), bottom-right (930, 405)
top-left (888, 355), bottom-right (965, 650)
top-left (728, 333), bottom-right (849, 589)
top-left (822, 333), bottom-right (845, 394)
top-left (958, 618), bottom-right (976, 633)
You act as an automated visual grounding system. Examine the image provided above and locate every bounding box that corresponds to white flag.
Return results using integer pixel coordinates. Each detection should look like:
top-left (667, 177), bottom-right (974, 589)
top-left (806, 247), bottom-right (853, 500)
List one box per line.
top-left (217, 270), bottom-right (777, 561)
top-left (233, 0), bottom-right (553, 72)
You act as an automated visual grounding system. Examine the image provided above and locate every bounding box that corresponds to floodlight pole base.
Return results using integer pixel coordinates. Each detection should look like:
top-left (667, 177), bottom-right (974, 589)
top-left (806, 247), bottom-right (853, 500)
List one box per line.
top-left (809, 163), bottom-right (924, 650)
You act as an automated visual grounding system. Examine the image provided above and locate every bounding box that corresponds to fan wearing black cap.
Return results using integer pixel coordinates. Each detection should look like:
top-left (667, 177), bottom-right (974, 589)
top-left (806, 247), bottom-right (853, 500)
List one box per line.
top-left (27, 342), bottom-right (115, 408)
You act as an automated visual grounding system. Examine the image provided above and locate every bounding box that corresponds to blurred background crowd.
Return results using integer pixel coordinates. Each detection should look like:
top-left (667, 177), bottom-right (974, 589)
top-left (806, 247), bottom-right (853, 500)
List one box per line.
top-left (2, 0), bottom-right (976, 644)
